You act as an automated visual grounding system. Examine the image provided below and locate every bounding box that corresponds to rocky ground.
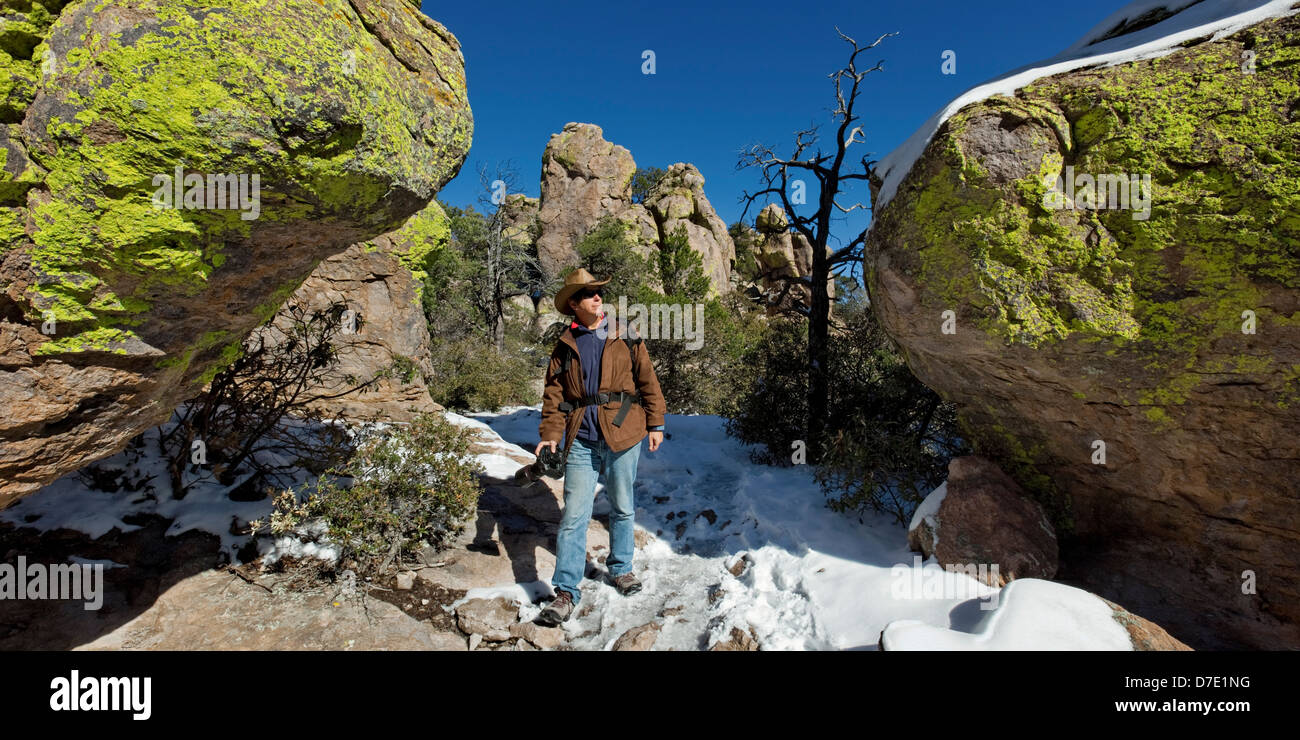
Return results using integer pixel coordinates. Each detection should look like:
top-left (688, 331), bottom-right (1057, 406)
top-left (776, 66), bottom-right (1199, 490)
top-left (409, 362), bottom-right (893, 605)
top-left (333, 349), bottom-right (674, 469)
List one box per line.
top-left (0, 430), bottom-right (703, 651)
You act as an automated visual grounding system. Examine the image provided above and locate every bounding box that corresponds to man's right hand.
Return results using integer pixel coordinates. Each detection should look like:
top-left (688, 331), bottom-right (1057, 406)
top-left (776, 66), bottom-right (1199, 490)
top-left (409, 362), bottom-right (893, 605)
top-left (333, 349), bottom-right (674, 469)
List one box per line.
top-left (534, 439), bottom-right (558, 457)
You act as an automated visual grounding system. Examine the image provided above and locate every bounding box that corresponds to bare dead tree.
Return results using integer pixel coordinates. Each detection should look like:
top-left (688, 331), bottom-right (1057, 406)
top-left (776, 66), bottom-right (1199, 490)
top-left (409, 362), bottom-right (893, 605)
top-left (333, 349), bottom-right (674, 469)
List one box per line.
top-left (158, 300), bottom-right (382, 497)
top-left (737, 27), bottom-right (896, 464)
top-left (468, 162), bottom-right (545, 352)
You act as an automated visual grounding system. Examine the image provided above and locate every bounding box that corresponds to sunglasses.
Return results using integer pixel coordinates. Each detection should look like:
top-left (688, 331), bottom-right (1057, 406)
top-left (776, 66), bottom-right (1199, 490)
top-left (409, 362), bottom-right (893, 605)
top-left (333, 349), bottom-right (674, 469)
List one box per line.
top-left (574, 288), bottom-right (604, 300)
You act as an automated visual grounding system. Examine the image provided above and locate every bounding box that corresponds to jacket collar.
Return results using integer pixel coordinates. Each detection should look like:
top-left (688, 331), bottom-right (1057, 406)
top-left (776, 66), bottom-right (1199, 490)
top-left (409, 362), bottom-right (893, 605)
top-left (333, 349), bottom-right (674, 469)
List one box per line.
top-left (559, 314), bottom-right (627, 354)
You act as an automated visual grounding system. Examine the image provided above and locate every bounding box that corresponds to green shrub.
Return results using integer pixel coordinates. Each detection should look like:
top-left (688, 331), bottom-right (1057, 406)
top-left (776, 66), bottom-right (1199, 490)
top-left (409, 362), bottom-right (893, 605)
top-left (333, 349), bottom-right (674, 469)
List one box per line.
top-left (425, 334), bottom-right (541, 412)
top-left (253, 413), bottom-right (484, 576)
top-left (630, 166), bottom-right (666, 204)
top-left (658, 223), bottom-right (710, 301)
top-left (575, 215), bottom-right (653, 297)
top-left (724, 316), bottom-right (809, 463)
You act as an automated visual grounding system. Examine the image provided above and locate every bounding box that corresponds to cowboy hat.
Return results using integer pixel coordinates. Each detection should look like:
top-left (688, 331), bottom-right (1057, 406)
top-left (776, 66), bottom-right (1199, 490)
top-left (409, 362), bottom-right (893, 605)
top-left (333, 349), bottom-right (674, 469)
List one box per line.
top-left (553, 267), bottom-right (611, 315)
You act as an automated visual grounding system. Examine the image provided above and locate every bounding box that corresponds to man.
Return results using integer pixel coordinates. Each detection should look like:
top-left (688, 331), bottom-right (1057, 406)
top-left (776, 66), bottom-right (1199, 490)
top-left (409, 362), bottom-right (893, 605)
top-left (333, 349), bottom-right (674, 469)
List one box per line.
top-left (534, 267), bottom-right (666, 626)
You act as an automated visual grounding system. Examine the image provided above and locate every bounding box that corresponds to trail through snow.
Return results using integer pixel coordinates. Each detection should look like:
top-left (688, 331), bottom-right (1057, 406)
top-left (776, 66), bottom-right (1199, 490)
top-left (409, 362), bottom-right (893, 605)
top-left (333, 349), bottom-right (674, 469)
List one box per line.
top-left (461, 407), bottom-right (997, 650)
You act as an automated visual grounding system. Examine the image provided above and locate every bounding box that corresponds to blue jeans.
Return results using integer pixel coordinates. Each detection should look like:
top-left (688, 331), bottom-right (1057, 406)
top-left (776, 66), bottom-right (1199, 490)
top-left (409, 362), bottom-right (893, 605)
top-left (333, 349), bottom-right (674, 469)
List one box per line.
top-left (551, 436), bottom-right (641, 603)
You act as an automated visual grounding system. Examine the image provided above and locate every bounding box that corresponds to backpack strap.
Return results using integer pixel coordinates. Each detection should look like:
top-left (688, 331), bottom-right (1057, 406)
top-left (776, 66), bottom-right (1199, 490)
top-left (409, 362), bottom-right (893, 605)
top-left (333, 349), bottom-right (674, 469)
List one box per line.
top-left (549, 341), bottom-right (575, 379)
top-left (613, 335), bottom-right (643, 427)
top-left (623, 335), bottom-right (642, 379)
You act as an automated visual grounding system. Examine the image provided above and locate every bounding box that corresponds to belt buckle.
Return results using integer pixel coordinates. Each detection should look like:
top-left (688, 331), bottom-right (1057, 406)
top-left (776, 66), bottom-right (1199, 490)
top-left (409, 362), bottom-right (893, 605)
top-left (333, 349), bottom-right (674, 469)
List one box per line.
top-left (598, 392), bottom-right (610, 404)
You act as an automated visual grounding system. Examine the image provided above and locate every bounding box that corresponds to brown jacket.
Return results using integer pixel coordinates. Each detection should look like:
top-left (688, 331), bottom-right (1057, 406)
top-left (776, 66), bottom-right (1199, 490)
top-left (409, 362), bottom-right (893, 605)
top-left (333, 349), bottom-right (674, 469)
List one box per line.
top-left (539, 317), bottom-right (666, 454)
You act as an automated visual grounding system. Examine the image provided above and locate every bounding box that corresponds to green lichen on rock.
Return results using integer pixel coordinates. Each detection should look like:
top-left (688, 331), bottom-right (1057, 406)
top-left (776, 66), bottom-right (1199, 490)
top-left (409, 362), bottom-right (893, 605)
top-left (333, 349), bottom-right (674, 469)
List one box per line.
top-left (909, 98), bottom-right (1140, 348)
top-left (31, 325), bottom-right (132, 355)
top-left (376, 199), bottom-right (451, 285)
top-left (13, 0), bottom-right (471, 360)
top-left (900, 16), bottom-right (1298, 411)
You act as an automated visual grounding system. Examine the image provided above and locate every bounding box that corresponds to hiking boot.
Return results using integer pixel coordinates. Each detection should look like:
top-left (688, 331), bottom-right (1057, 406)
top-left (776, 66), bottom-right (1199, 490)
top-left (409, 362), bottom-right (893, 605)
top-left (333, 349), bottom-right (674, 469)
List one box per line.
top-left (537, 590), bottom-right (575, 626)
top-left (611, 572), bottom-right (642, 596)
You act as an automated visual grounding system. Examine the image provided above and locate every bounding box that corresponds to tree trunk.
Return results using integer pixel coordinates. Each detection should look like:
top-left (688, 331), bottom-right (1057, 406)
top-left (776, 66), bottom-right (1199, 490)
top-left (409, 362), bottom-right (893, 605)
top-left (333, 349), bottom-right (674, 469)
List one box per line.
top-left (492, 303), bottom-right (506, 353)
top-left (808, 232), bottom-right (831, 464)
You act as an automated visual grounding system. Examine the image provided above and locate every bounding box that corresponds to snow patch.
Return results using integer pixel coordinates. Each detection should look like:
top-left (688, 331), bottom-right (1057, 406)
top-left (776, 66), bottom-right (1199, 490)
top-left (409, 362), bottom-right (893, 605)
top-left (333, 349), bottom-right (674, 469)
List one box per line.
top-left (880, 579), bottom-right (1134, 650)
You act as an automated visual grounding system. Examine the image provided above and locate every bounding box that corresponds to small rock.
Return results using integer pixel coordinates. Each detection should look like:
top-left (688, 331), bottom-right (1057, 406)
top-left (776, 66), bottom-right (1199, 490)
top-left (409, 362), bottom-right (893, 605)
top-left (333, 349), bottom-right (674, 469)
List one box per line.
top-left (653, 496), bottom-right (669, 504)
top-left (710, 626), bottom-right (760, 651)
top-left (396, 571), bottom-right (415, 591)
top-left (456, 597), bottom-right (519, 641)
top-left (675, 522), bottom-right (687, 539)
top-left (727, 554), bottom-right (750, 578)
top-left (658, 605), bottom-right (685, 617)
top-left (511, 622), bottom-right (566, 650)
top-left (612, 622), bottom-right (661, 651)
top-left (916, 456), bottom-right (1058, 585)
top-left (697, 509), bottom-right (717, 525)
top-left (515, 639), bottom-right (537, 651)
top-left (468, 633), bottom-right (482, 651)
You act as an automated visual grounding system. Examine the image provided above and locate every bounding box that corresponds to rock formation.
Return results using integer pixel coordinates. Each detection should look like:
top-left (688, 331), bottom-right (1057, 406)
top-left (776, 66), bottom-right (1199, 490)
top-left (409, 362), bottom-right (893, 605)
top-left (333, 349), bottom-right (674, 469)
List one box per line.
top-left (257, 201), bottom-right (451, 421)
top-left (641, 163), bottom-right (735, 293)
top-left (742, 203), bottom-right (834, 314)
top-left (866, 12), bottom-right (1300, 648)
top-left (0, 0), bottom-right (472, 505)
top-left (533, 122), bottom-right (734, 295)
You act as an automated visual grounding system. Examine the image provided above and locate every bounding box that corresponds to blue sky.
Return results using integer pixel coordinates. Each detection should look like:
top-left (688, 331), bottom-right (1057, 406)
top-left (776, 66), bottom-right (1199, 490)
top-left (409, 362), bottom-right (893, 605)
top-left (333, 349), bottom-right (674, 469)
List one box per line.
top-left (425, 0), bottom-right (1120, 256)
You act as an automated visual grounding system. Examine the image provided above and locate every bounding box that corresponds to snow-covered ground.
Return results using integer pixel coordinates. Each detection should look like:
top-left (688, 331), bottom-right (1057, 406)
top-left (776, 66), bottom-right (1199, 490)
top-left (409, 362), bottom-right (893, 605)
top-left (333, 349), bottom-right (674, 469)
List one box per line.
top-left (2, 405), bottom-right (1136, 650)
top-left (456, 407), bottom-right (1128, 651)
top-left (874, 0), bottom-right (1300, 209)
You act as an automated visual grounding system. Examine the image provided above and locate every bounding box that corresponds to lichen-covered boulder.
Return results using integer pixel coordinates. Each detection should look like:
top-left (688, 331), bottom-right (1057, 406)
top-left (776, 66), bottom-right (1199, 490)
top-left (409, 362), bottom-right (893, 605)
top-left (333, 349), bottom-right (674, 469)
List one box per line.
top-left (0, 0), bottom-right (472, 504)
top-left (866, 13), bottom-right (1300, 648)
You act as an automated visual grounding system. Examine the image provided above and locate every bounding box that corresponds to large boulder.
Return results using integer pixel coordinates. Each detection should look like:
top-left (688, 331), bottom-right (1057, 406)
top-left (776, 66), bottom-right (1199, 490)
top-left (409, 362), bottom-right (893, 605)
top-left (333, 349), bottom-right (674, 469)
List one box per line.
top-left (0, 0), bottom-right (472, 505)
top-left (907, 456), bottom-right (1058, 586)
top-left (257, 201), bottom-right (452, 421)
top-left (866, 11), bottom-right (1300, 648)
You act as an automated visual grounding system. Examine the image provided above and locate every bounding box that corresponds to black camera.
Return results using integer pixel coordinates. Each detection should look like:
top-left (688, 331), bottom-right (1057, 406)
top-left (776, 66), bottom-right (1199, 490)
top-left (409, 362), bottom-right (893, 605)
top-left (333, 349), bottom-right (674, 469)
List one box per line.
top-left (516, 445), bottom-right (566, 482)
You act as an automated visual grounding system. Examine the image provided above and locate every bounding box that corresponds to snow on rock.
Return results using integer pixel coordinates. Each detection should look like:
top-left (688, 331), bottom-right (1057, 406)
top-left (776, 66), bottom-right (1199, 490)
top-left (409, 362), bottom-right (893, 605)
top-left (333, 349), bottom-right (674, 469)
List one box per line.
top-left (906, 481), bottom-right (945, 554)
top-left (880, 579), bottom-right (1135, 651)
top-left (873, 0), bottom-right (1299, 209)
top-left (0, 425), bottom-right (300, 557)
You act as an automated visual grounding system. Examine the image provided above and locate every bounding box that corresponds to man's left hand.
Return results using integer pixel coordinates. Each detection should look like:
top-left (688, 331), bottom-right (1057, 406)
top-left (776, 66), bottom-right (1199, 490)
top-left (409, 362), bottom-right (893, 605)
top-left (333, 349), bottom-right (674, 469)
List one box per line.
top-left (647, 431), bottom-right (663, 452)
